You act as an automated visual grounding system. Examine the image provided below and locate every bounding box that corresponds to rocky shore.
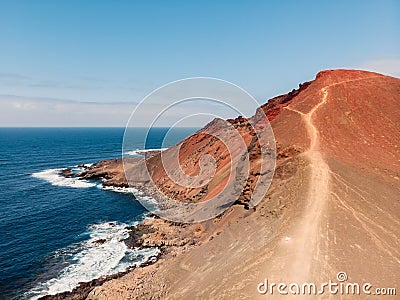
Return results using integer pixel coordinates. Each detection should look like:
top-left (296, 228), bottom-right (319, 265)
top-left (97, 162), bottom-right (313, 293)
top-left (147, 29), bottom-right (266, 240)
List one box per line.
top-left (39, 252), bottom-right (161, 300)
top-left (38, 212), bottom-right (209, 300)
top-left (45, 136), bottom-right (302, 299)
top-left (43, 79), bottom-right (310, 299)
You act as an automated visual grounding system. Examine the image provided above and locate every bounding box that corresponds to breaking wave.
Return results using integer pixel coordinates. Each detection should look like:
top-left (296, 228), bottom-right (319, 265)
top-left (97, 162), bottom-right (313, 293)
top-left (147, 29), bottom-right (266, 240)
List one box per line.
top-left (32, 168), bottom-right (96, 188)
top-left (27, 221), bottom-right (160, 299)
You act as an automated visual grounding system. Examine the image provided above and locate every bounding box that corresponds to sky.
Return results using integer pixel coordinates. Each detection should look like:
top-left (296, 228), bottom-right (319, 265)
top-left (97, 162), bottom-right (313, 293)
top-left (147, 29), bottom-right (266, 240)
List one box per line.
top-left (0, 0), bottom-right (399, 127)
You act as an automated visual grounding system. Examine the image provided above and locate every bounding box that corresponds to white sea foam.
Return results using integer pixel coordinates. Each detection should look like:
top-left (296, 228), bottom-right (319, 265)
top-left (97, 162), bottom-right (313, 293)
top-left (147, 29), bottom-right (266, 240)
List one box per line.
top-left (124, 148), bottom-right (168, 156)
top-left (28, 221), bottom-right (160, 299)
top-left (29, 165), bottom-right (160, 298)
top-left (98, 184), bottom-right (137, 194)
top-left (32, 167), bottom-right (159, 206)
top-left (71, 163), bottom-right (93, 172)
top-left (32, 168), bottom-right (96, 188)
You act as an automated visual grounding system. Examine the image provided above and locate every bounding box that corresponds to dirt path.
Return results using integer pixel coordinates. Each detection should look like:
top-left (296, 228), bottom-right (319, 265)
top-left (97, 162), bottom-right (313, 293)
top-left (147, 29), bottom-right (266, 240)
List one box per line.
top-left (279, 76), bottom-right (384, 283)
top-left (281, 88), bottom-right (331, 283)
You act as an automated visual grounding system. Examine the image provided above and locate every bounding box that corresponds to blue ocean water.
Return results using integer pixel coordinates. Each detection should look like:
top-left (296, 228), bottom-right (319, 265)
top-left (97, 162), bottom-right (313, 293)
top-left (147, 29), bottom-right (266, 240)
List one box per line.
top-left (0, 127), bottom-right (196, 299)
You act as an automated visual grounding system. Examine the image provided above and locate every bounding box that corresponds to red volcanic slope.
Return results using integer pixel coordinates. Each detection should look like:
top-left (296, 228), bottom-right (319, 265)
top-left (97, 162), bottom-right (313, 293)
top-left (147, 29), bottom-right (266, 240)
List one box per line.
top-left (272, 69), bottom-right (400, 174)
top-left (88, 69), bottom-right (400, 299)
top-left (145, 69), bottom-right (400, 204)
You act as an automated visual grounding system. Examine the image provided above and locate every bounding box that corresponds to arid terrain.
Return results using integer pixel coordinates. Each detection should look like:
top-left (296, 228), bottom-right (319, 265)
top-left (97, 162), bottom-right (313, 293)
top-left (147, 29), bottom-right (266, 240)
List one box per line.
top-left (58, 69), bottom-right (399, 299)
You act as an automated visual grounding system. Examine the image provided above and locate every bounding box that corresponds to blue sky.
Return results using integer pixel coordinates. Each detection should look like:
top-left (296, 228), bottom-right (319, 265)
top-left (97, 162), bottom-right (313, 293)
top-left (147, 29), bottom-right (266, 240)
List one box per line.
top-left (0, 0), bottom-right (399, 126)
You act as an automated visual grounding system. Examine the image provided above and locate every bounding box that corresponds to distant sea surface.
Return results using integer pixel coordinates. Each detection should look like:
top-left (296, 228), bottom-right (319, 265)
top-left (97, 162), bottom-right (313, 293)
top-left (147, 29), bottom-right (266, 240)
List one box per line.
top-left (0, 127), bottom-right (197, 299)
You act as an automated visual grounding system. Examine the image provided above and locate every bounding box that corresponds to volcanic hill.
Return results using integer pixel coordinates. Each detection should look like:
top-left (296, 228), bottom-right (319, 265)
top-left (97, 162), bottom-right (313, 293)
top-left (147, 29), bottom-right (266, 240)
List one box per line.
top-left (75, 69), bottom-right (399, 299)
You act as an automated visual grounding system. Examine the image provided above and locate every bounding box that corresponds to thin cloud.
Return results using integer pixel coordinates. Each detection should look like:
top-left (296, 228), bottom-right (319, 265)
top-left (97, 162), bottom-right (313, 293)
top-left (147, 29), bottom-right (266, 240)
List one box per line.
top-left (0, 95), bottom-right (136, 127)
top-left (0, 73), bottom-right (98, 90)
top-left (81, 76), bottom-right (108, 83)
top-left (0, 94), bottom-right (227, 127)
top-left (27, 81), bottom-right (92, 90)
top-left (358, 58), bottom-right (400, 77)
top-left (0, 72), bottom-right (31, 81)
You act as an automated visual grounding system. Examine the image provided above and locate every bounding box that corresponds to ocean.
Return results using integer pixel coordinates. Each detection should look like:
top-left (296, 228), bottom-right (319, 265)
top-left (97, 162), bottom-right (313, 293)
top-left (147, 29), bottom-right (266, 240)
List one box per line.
top-left (0, 127), bottom-right (197, 299)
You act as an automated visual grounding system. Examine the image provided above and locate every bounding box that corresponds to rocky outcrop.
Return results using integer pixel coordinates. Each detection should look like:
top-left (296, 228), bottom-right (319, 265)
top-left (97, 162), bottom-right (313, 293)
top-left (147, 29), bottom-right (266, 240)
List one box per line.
top-left (258, 80), bottom-right (311, 121)
top-left (60, 168), bottom-right (74, 178)
top-left (77, 159), bottom-right (129, 187)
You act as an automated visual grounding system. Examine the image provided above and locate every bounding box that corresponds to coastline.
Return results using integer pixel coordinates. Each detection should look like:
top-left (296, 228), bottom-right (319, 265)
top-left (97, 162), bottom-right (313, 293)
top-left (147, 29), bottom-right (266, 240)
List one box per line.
top-left (39, 156), bottom-right (211, 299)
top-left (43, 140), bottom-right (301, 299)
top-left (39, 251), bottom-right (161, 300)
top-left (36, 75), bottom-right (325, 299)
